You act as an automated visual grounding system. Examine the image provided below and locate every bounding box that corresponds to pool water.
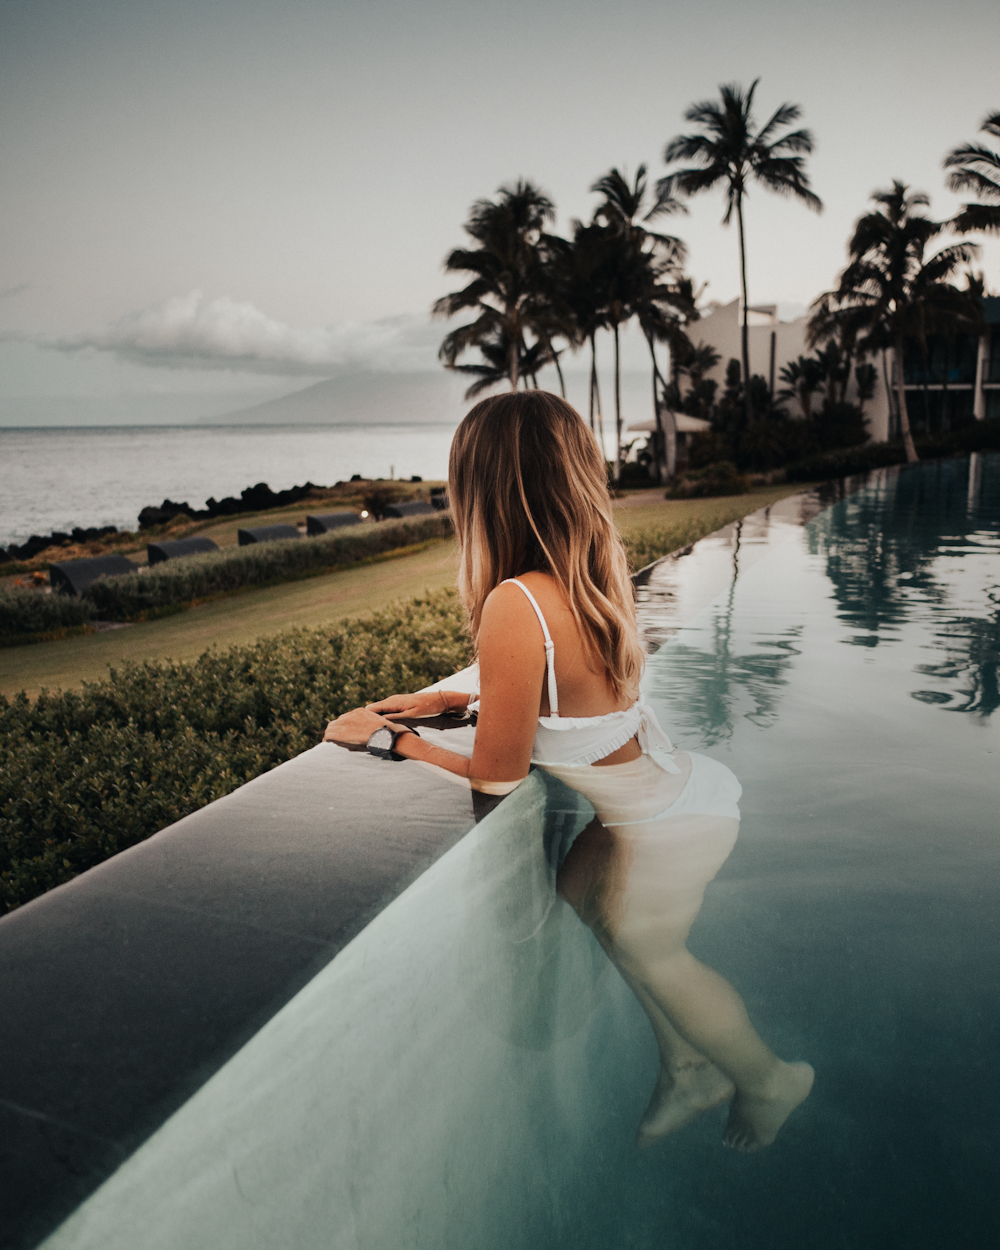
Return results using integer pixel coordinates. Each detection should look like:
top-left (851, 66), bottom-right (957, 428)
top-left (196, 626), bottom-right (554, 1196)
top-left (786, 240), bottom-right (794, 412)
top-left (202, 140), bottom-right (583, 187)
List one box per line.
top-left (39, 455), bottom-right (1000, 1250)
top-left (635, 453), bottom-right (1000, 1247)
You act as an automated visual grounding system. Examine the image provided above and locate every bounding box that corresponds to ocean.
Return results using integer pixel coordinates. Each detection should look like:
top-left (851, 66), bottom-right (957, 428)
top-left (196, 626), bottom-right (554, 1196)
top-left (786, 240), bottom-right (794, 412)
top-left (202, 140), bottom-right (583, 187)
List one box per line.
top-left (1, 417), bottom-right (627, 550)
top-left (0, 423), bottom-right (462, 549)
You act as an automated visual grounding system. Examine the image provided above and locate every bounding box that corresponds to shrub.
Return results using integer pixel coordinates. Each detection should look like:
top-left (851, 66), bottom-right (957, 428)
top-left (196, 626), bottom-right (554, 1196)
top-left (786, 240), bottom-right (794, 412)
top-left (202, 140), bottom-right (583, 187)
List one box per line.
top-left (0, 587), bottom-right (94, 646)
top-left (688, 431), bottom-right (735, 470)
top-left (88, 512), bottom-right (453, 620)
top-left (786, 422), bottom-right (1000, 482)
top-left (666, 461), bottom-right (750, 499)
top-left (0, 589), bottom-right (472, 913)
top-left (812, 400), bottom-right (868, 452)
top-left (785, 441), bottom-right (907, 481)
top-left (622, 515), bottom-right (734, 571)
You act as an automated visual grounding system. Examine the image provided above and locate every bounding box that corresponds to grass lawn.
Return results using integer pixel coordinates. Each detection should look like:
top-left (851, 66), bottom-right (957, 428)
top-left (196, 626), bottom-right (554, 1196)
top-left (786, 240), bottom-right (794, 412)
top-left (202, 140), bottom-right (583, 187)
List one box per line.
top-left (1, 485), bottom-right (803, 700)
top-left (613, 484), bottom-right (801, 543)
top-left (1, 540), bottom-right (458, 700)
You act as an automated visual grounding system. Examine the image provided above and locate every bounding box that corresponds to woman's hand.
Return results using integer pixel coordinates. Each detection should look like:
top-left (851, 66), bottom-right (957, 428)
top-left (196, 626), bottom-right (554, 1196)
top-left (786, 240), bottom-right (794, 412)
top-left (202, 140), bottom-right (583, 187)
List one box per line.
top-left (322, 707), bottom-right (390, 746)
top-left (365, 690), bottom-right (467, 719)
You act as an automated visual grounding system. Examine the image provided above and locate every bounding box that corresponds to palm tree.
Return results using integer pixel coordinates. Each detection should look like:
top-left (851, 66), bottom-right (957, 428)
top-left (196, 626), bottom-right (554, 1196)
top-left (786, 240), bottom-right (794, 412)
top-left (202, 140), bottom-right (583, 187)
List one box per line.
top-left (658, 80), bottom-right (822, 427)
top-left (590, 165), bottom-right (689, 481)
top-left (446, 324), bottom-right (551, 401)
top-left (434, 181), bottom-right (555, 392)
top-left (809, 182), bottom-right (979, 462)
top-left (542, 222), bottom-right (615, 445)
top-left (635, 275), bottom-right (697, 481)
top-left (777, 355), bottom-right (824, 418)
top-left (944, 111), bottom-right (1000, 236)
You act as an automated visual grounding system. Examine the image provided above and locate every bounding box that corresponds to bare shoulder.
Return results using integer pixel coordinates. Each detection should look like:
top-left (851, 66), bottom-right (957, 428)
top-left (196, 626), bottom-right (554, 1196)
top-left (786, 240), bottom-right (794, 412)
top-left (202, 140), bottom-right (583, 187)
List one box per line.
top-left (480, 579), bottom-right (542, 632)
top-left (503, 571), bottom-right (571, 620)
top-left (478, 581), bottom-right (547, 682)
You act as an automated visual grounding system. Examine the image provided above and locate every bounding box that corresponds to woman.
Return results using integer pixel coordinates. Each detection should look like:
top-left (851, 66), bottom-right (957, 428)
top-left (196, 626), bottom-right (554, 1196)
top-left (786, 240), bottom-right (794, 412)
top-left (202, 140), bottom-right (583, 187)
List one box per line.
top-left (324, 391), bottom-right (812, 1150)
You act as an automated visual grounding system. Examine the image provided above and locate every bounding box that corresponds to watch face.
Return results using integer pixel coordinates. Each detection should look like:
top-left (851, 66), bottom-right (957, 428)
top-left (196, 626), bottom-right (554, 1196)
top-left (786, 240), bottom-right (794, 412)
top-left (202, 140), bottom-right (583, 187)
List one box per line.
top-left (370, 727), bottom-right (395, 751)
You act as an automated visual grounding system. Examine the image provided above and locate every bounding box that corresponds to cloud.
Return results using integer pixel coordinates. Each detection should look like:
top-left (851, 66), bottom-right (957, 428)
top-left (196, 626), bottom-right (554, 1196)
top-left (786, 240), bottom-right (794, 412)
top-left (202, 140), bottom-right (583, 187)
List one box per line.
top-left (53, 291), bottom-right (442, 375)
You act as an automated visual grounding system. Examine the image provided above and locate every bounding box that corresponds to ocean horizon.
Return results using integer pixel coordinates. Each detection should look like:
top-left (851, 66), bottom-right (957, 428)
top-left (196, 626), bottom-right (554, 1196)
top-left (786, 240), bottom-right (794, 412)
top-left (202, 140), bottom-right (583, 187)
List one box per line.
top-left (0, 422), bottom-right (464, 550)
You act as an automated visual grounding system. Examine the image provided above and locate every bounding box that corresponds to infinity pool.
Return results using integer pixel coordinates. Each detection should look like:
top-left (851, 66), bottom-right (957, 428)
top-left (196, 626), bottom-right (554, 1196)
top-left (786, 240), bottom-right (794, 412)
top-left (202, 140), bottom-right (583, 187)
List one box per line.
top-left (36, 455), bottom-right (1000, 1250)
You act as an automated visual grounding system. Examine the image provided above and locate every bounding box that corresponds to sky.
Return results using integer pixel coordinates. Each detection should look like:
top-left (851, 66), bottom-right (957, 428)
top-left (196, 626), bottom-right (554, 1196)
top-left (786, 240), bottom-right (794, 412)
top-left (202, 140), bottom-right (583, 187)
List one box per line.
top-left (1, 0), bottom-right (998, 420)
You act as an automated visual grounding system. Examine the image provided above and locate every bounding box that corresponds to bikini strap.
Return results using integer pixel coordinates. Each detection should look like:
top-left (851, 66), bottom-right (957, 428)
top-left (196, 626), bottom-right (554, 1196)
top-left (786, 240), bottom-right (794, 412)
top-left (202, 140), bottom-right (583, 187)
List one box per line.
top-left (503, 578), bottom-right (559, 717)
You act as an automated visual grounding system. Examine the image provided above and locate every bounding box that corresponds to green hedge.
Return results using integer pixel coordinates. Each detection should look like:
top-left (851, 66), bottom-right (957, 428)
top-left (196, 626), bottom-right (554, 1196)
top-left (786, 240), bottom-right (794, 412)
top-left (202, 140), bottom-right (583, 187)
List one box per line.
top-left (0, 586), bottom-right (95, 644)
top-left (88, 512), bottom-right (453, 620)
top-left (665, 461), bottom-right (751, 499)
top-left (786, 422), bottom-right (1000, 482)
top-left (0, 589), bottom-right (471, 913)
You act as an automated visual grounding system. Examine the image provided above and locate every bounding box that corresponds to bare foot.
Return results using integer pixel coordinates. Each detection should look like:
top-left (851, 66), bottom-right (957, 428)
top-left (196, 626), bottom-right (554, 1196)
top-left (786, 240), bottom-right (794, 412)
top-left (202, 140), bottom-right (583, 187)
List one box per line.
top-left (636, 1061), bottom-right (736, 1147)
top-left (723, 1061), bottom-right (814, 1152)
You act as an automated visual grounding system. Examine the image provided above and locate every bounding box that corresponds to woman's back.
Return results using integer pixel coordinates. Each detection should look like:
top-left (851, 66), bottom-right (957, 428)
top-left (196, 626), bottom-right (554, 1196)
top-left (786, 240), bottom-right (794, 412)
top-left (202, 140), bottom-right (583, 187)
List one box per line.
top-left (483, 573), bottom-right (647, 768)
top-left (492, 572), bottom-right (630, 719)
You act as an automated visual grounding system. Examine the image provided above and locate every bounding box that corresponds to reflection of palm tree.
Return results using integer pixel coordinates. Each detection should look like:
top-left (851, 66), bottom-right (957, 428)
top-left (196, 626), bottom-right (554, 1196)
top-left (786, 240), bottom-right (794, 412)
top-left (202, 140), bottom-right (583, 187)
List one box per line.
top-left (808, 458), bottom-right (1000, 718)
top-left (659, 80), bottom-right (822, 427)
top-left (944, 111), bottom-right (1000, 237)
top-left (809, 183), bottom-right (979, 463)
top-left (653, 561), bottom-right (800, 746)
top-left (914, 599), bottom-right (1000, 718)
top-left (434, 181), bottom-right (555, 393)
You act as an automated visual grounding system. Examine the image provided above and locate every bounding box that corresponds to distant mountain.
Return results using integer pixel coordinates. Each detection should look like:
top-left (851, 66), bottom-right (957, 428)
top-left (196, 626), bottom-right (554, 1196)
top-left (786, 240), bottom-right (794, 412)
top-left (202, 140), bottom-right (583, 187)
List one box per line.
top-left (203, 371), bottom-right (471, 426)
top-left (203, 367), bottom-right (665, 434)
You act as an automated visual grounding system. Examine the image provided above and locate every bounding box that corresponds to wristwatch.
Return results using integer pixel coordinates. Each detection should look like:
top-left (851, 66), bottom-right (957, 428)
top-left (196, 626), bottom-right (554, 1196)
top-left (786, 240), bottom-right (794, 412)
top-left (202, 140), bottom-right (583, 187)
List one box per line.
top-left (366, 724), bottom-right (419, 761)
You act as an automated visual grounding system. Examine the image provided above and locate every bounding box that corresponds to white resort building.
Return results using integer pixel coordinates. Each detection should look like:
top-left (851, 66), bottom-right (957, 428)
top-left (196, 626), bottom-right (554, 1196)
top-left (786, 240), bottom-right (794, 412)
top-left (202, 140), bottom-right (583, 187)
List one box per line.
top-left (645, 296), bottom-right (1000, 445)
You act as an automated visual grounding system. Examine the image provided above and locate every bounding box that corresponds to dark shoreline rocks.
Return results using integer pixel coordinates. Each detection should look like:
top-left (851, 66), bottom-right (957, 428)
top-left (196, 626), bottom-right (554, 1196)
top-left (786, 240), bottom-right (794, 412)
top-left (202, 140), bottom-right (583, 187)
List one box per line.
top-left (137, 480), bottom-right (320, 529)
top-left (0, 525), bottom-right (119, 564)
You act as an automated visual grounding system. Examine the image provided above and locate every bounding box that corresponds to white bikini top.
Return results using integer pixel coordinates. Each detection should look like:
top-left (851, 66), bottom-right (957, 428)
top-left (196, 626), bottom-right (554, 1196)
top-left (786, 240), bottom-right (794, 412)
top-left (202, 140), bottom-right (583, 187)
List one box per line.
top-left (469, 577), bottom-right (679, 769)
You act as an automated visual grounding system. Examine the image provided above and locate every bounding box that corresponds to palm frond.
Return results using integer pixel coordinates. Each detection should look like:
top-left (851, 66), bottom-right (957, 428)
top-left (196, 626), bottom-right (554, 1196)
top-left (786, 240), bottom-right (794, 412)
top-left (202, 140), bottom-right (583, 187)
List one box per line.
top-left (951, 202), bottom-right (1000, 234)
top-left (755, 101), bottom-right (802, 145)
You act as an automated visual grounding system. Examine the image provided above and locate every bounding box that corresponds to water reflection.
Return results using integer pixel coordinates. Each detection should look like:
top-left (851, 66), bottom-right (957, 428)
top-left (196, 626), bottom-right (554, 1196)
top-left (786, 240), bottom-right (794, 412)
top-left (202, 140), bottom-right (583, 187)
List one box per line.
top-left (639, 457), bottom-right (1000, 734)
top-left (912, 595), bottom-right (1000, 716)
top-left (653, 587), bottom-right (801, 746)
top-left (808, 455), bottom-right (1000, 716)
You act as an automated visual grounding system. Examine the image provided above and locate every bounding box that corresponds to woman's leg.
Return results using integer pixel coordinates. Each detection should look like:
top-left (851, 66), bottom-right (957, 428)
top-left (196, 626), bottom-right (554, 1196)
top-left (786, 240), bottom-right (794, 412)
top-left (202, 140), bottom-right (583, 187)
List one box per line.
top-left (621, 971), bottom-right (736, 1145)
top-left (558, 816), bottom-right (733, 1142)
top-left (559, 812), bottom-right (812, 1150)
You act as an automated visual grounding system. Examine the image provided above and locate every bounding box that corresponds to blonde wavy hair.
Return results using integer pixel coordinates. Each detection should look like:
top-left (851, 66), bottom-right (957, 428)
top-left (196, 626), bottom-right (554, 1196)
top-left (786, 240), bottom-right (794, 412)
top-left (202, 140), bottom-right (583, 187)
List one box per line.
top-left (448, 390), bottom-right (644, 701)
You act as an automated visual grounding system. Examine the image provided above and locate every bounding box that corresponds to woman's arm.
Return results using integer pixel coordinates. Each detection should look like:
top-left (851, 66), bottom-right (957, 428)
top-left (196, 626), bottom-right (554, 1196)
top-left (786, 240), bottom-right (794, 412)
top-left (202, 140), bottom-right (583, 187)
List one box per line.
top-left (322, 584), bottom-right (543, 790)
top-left (365, 689), bottom-right (472, 719)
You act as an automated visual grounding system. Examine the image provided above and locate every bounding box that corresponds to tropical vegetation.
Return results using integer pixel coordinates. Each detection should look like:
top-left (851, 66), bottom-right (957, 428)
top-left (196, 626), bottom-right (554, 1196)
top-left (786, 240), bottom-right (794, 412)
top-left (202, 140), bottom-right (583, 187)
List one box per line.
top-left (808, 182), bottom-right (981, 462)
top-left (945, 111), bottom-right (1000, 237)
top-left (657, 78), bottom-right (822, 427)
top-left (434, 91), bottom-right (998, 483)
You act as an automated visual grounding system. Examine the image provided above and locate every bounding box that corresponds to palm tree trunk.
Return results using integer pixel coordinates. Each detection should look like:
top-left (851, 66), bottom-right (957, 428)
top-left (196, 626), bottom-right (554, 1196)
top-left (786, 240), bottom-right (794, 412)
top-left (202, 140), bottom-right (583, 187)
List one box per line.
top-left (613, 323), bottom-right (622, 484)
top-left (508, 323), bottom-right (519, 391)
top-left (589, 338), bottom-right (597, 431)
top-left (736, 193), bottom-right (753, 429)
top-left (553, 352), bottom-right (566, 399)
top-left (645, 331), bottom-right (675, 483)
top-left (894, 334), bottom-right (919, 463)
top-left (881, 349), bottom-right (897, 438)
top-left (590, 334), bottom-right (607, 463)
